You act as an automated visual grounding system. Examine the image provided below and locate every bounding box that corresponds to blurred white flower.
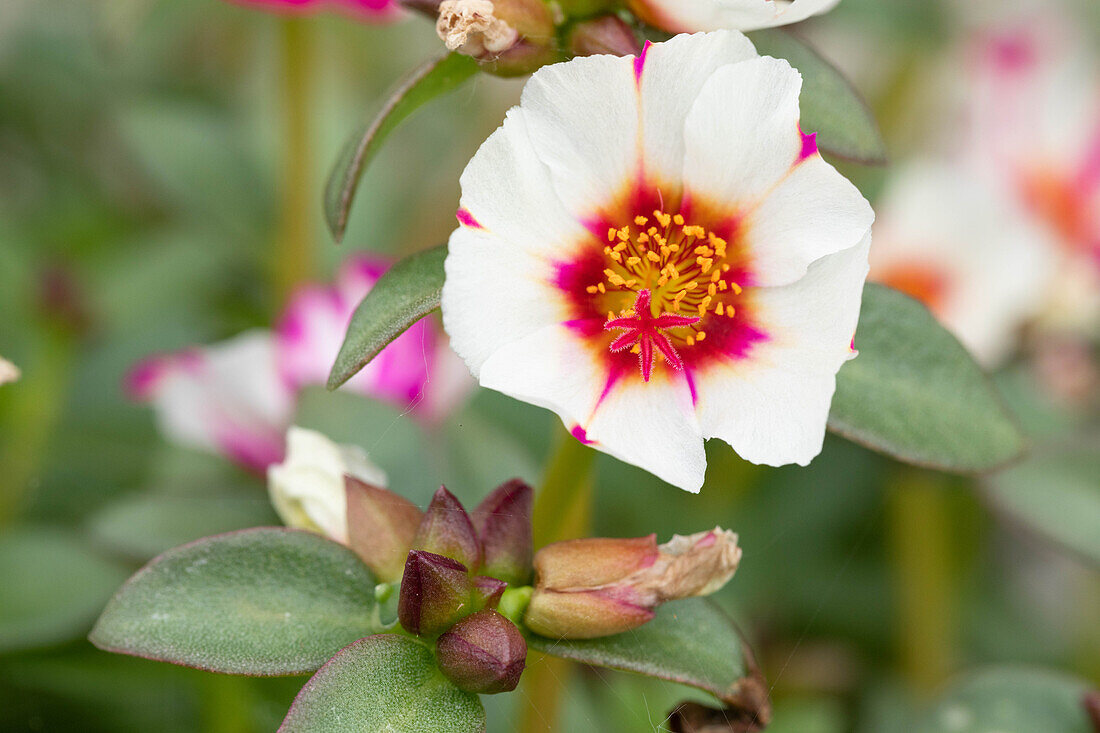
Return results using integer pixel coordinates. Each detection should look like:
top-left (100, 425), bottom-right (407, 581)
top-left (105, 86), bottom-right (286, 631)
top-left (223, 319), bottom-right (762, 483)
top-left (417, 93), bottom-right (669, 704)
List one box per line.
top-left (442, 31), bottom-right (872, 492)
top-left (870, 163), bottom-right (1055, 365)
top-left (628, 0), bottom-right (840, 32)
top-left (268, 426), bottom-right (388, 543)
top-left (0, 356), bottom-right (19, 386)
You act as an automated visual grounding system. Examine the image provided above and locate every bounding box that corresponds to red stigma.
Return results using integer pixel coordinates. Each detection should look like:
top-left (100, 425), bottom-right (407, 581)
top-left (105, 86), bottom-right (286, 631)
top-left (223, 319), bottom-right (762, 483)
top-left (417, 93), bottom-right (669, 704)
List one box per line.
top-left (604, 290), bottom-right (699, 382)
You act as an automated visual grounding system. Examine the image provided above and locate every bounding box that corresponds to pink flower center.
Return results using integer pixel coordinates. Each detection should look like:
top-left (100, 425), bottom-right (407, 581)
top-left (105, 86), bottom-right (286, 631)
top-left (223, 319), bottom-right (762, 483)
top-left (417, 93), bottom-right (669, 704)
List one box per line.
top-left (604, 290), bottom-right (699, 382)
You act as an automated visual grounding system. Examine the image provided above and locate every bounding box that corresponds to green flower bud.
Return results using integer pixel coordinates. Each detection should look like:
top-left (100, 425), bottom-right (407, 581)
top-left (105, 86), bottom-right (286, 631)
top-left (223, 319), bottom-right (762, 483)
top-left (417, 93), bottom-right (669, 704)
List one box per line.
top-left (436, 610), bottom-right (527, 694)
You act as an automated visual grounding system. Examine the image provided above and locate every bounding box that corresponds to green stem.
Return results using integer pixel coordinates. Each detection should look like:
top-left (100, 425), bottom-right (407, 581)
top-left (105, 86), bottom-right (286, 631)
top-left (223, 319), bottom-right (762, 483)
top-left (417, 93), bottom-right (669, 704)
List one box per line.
top-left (0, 326), bottom-right (75, 527)
top-left (273, 17), bottom-right (315, 305)
top-left (888, 469), bottom-right (954, 695)
top-left (519, 425), bottom-right (597, 732)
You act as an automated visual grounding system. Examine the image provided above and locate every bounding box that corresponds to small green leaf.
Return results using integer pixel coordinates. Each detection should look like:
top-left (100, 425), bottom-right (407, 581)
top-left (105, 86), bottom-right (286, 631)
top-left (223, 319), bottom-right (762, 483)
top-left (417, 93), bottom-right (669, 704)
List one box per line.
top-left (829, 285), bottom-right (1026, 473)
top-left (983, 444), bottom-right (1100, 567)
top-left (278, 635), bottom-right (486, 733)
top-left (528, 599), bottom-right (769, 721)
top-left (0, 528), bottom-right (127, 653)
top-left (913, 667), bottom-right (1096, 733)
top-left (325, 54), bottom-right (480, 243)
top-left (90, 528), bottom-right (376, 675)
top-left (327, 245), bottom-right (447, 391)
top-left (88, 491), bottom-right (280, 560)
top-left (750, 29), bottom-right (887, 165)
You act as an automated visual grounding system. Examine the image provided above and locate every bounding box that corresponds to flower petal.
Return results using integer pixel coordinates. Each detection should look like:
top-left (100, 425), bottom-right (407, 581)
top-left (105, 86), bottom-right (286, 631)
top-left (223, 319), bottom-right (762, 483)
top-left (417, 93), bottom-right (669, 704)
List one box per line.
top-left (629, 0), bottom-right (839, 33)
top-left (694, 235), bottom-right (870, 466)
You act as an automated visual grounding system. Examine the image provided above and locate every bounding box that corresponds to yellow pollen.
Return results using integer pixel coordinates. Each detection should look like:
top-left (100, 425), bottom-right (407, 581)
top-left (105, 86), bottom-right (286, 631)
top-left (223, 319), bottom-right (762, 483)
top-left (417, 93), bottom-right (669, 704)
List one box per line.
top-left (715, 303), bottom-right (724, 316)
top-left (673, 214), bottom-right (685, 226)
top-left (730, 282), bottom-right (743, 295)
top-left (637, 233), bottom-right (650, 244)
top-left (586, 285), bottom-right (598, 294)
top-left (708, 283), bottom-right (717, 296)
top-left (608, 273), bottom-right (626, 287)
top-left (597, 283), bottom-right (606, 293)
top-left (696, 331), bottom-right (706, 341)
top-left (626, 256), bottom-right (641, 266)
top-left (631, 344), bottom-right (641, 354)
top-left (726, 306), bottom-right (736, 317)
top-left (634, 215), bottom-right (648, 226)
top-left (654, 211), bottom-right (672, 228)
top-left (718, 280), bottom-right (728, 291)
top-left (686, 336), bottom-right (695, 346)
top-left (610, 252), bottom-right (622, 263)
top-left (646, 251), bottom-right (661, 262)
top-left (607, 228), bottom-right (617, 242)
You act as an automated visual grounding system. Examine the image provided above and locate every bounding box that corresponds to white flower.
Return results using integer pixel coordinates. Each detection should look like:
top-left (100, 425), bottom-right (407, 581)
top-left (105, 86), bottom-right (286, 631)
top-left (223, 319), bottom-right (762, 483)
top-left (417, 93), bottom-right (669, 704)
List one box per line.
top-left (442, 31), bottom-right (873, 492)
top-left (870, 163), bottom-right (1056, 365)
top-left (628, 0), bottom-right (840, 32)
top-left (267, 426), bottom-right (388, 543)
top-left (0, 356), bottom-right (19, 386)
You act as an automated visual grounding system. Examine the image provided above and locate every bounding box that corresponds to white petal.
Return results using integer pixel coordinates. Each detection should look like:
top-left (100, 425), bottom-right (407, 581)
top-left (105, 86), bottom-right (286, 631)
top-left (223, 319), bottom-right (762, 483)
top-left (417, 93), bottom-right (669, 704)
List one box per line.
top-left (630, 0), bottom-right (839, 32)
top-left (744, 155), bottom-right (874, 286)
top-left (518, 53), bottom-right (640, 218)
top-left (682, 56), bottom-right (806, 221)
top-left (442, 226), bottom-right (570, 375)
top-left (695, 236), bottom-right (870, 466)
top-left (477, 325), bottom-right (706, 492)
top-left (636, 31), bottom-right (758, 187)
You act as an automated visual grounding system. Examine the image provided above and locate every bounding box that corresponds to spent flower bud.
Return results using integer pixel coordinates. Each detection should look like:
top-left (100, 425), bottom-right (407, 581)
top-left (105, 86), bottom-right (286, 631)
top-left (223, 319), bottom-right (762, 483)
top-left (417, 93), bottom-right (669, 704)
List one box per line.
top-left (413, 486), bottom-right (482, 569)
top-left (345, 476), bottom-right (423, 582)
top-left (524, 528), bottom-right (741, 639)
top-left (471, 478), bottom-right (534, 585)
top-left (436, 610), bottom-right (527, 694)
top-left (398, 551), bottom-right (475, 637)
top-left (434, 0), bottom-right (557, 76)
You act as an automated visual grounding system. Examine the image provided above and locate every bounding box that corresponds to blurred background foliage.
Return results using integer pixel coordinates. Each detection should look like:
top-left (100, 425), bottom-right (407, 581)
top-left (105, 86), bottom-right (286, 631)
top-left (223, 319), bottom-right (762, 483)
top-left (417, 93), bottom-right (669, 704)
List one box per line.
top-left (0, 0), bottom-right (1098, 730)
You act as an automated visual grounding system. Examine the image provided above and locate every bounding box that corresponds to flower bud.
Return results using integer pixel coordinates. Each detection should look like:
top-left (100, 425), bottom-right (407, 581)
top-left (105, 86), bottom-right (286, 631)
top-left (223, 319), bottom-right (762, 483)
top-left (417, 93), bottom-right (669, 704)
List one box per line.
top-left (473, 575), bottom-right (507, 608)
top-left (524, 528), bottom-right (741, 639)
top-left (398, 551), bottom-right (475, 637)
top-left (471, 479), bottom-right (534, 585)
top-left (566, 15), bottom-right (642, 58)
top-left (345, 476), bottom-right (423, 582)
top-left (413, 486), bottom-right (482, 569)
top-left (436, 610), bottom-right (527, 694)
top-left (268, 427), bottom-right (388, 544)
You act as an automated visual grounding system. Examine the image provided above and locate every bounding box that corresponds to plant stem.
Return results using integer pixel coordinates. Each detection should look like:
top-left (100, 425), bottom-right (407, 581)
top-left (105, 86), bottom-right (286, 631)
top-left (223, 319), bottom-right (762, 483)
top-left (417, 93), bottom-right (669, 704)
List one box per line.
top-left (519, 425), bottom-right (597, 732)
top-left (888, 469), bottom-right (954, 694)
top-left (273, 16), bottom-right (315, 305)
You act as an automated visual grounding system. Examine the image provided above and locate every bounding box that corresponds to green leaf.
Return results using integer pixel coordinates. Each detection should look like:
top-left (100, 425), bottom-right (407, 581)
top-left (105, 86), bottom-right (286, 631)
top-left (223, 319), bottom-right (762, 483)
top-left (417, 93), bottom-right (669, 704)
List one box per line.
top-left (913, 667), bottom-right (1096, 733)
top-left (528, 599), bottom-right (769, 721)
top-left (90, 528), bottom-right (376, 675)
top-left (327, 245), bottom-right (447, 391)
top-left (324, 54), bottom-right (480, 243)
top-left (278, 635), bottom-right (486, 733)
top-left (829, 285), bottom-right (1026, 473)
top-left (88, 491), bottom-right (280, 560)
top-left (0, 528), bottom-right (127, 653)
top-left (983, 444), bottom-right (1100, 567)
top-left (750, 29), bottom-right (887, 165)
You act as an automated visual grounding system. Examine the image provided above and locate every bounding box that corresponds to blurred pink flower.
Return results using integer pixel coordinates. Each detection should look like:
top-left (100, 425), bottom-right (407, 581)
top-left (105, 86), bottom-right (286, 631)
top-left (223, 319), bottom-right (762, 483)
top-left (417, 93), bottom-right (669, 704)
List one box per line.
top-left (229, 0), bottom-right (401, 21)
top-left (127, 254), bottom-right (471, 472)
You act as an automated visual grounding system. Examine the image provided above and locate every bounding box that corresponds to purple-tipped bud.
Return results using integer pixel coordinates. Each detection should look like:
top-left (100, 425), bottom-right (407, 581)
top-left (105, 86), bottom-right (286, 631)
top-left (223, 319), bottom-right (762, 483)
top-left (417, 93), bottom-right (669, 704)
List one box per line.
top-left (436, 610), bottom-right (527, 694)
top-left (346, 476), bottom-right (423, 582)
top-left (567, 15), bottom-right (642, 58)
top-left (413, 486), bottom-right (482, 570)
top-left (473, 575), bottom-right (507, 609)
top-left (398, 551), bottom-right (474, 637)
top-left (471, 479), bottom-right (534, 585)
top-left (524, 529), bottom-right (742, 639)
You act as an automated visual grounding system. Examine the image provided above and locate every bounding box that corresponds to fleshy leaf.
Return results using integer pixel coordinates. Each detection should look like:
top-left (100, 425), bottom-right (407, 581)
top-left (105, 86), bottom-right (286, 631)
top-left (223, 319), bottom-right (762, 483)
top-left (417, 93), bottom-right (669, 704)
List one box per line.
top-left (327, 245), bottom-right (447, 391)
top-left (527, 598), bottom-right (770, 724)
top-left (828, 285), bottom-right (1026, 473)
top-left (0, 528), bottom-right (127, 654)
top-left (90, 528), bottom-right (376, 675)
top-left (983, 444), bottom-right (1100, 567)
top-left (278, 634), bottom-right (486, 733)
top-left (324, 54), bottom-right (480, 243)
top-left (912, 667), bottom-right (1097, 733)
top-left (750, 29), bottom-right (887, 165)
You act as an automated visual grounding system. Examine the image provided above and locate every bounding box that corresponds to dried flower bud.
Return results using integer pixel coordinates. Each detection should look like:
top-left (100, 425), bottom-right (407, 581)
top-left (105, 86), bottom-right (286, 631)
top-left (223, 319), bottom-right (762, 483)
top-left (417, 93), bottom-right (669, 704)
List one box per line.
top-left (434, 0), bottom-right (557, 76)
top-left (436, 610), bottom-right (527, 694)
top-left (471, 479), bottom-right (534, 585)
top-left (413, 486), bottom-right (482, 569)
top-left (398, 551), bottom-right (475, 637)
top-left (524, 528), bottom-right (741, 639)
top-left (346, 476), bottom-right (423, 582)
top-left (566, 15), bottom-right (642, 58)
top-left (0, 357), bottom-right (20, 387)
top-left (436, 0), bottom-right (520, 56)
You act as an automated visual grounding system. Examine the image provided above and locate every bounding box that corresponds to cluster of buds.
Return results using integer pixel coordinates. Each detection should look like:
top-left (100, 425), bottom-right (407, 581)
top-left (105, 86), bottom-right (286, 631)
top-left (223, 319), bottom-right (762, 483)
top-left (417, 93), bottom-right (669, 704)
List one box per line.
top-left (347, 477), bottom-right (533, 694)
top-left (401, 0), bottom-right (641, 75)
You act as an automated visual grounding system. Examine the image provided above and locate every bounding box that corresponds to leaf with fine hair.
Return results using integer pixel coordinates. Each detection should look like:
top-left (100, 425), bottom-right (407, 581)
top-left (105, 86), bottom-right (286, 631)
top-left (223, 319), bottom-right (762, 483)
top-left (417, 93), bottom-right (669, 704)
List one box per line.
top-left (324, 54), bottom-right (480, 243)
top-left (90, 528), bottom-right (376, 675)
top-left (278, 635), bottom-right (486, 733)
top-left (327, 245), bottom-right (447, 390)
top-left (829, 285), bottom-right (1027, 473)
top-left (749, 29), bottom-right (887, 165)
